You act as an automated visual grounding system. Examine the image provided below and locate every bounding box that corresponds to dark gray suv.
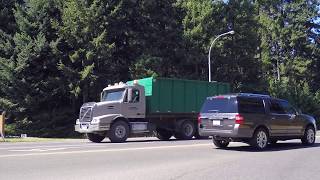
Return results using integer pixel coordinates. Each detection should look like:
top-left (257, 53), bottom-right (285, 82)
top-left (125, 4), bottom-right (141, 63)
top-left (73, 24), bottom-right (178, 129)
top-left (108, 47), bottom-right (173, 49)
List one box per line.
top-left (198, 93), bottom-right (317, 150)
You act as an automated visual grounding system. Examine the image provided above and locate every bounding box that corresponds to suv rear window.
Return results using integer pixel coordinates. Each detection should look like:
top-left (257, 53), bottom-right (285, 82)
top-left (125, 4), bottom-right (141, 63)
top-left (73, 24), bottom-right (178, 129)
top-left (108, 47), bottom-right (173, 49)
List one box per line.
top-left (237, 97), bottom-right (265, 114)
top-left (201, 97), bottom-right (237, 113)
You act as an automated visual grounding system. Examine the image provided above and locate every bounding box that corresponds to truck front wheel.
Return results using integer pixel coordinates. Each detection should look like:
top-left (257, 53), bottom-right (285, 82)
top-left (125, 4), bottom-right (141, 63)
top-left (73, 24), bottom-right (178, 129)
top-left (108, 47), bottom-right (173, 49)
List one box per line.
top-left (156, 128), bottom-right (172, 141)
top-left (87, 133), bottom-right (105, 143)
top-left (108, 120), bottom-right (129, 143)
top-left (176, 120), bottom-right (195, 140)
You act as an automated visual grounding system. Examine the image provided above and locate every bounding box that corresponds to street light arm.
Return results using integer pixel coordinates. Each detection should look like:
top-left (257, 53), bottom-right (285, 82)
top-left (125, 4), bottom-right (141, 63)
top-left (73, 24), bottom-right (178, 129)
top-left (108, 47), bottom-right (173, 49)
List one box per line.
top-left (208, 30), bottom-right (235, 82)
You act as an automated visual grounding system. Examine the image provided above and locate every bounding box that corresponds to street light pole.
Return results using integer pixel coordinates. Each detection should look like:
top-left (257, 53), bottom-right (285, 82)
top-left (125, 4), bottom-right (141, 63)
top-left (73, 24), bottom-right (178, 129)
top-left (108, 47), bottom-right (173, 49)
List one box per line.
top-left (208, 30), bottom-right (235, 82)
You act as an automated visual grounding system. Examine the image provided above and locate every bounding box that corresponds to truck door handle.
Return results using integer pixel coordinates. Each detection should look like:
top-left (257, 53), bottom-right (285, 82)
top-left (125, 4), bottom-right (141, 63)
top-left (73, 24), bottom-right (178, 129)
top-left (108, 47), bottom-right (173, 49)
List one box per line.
top-left (129, 107), bottom-right (138, 110)
top-left (271, 117), bottom-right (276, 120)
top-left (107, 106), bottom-right (114, 109)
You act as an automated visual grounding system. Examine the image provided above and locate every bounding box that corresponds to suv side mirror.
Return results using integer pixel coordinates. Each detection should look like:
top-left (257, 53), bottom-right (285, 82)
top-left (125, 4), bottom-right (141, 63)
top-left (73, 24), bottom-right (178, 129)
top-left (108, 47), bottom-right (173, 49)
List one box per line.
top-left (296, 109), bottom-right (302, 115)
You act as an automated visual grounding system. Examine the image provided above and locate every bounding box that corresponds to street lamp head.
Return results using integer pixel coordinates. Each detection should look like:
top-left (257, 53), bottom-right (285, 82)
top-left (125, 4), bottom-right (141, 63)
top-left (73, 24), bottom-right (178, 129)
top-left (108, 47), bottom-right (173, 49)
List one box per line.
top-left (229, 30), bottom-right (235, 35)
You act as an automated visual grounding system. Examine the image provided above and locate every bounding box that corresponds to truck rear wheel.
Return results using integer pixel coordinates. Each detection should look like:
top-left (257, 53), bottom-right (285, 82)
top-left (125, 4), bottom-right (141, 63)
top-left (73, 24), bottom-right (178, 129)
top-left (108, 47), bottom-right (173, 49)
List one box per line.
top-left (156, 128), bottom-right (172, 141)
top-left (195, 132), bottom-right (209, 139)
top-left (174, 133), bottom-right (183, 140)
top-left (108, 120), bottom-right (129, 143)
top-left (176, 120), bottom-right (195, 140)
top-left (87, 133), bottom-right (105, 143)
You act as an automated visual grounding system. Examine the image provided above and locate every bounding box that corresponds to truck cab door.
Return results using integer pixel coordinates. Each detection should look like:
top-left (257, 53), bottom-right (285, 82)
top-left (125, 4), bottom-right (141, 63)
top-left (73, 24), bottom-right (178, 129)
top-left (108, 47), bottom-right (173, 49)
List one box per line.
top-left (122, 87), bottom-right (145, 118)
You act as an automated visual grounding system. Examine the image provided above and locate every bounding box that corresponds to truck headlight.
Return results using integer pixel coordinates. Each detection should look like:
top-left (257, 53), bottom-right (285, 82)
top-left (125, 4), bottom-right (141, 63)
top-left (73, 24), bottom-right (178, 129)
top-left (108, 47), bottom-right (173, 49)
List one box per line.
top-left (76, 119), bottom-right (80, 125)
top-left (91, 118), bottom-right (100, 124)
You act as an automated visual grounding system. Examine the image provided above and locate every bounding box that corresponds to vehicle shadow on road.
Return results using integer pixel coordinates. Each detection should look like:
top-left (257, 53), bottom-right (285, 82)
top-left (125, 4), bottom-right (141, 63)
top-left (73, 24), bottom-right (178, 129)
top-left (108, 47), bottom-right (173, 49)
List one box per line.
top-left (99, 138), bottom-right (210, 144)
top-left (216, 142), bottom-right (320, 152)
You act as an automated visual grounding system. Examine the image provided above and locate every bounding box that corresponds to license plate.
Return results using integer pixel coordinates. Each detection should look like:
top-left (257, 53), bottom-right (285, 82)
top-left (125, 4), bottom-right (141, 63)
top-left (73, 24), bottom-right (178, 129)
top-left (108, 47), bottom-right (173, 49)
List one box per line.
top-left (212, 120), bottom-right (221, 126)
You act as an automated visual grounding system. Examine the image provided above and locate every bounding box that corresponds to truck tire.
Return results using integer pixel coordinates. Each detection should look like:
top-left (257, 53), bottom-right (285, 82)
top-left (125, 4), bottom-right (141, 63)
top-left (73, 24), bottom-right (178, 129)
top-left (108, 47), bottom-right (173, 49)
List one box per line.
top-left (194, 132), bottom-right (209, 139)
top-left (176, 120), bottom-right (195, 140)
top-left (87, 133), bottom-right (105, 143)
top-left (173, 133), bottom-right (183, 140)
top-left (108, 120), bottom-right (129, 143)
top-left (156, 128), bottom-right (172, 141)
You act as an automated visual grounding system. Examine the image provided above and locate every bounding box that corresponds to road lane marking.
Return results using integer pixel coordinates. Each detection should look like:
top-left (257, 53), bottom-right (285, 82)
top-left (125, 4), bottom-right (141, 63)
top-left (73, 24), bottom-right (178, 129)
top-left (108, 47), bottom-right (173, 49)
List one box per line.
top-left (10, 148), bottom-right (67, 152)
top-left (0, 138), bottom-right (164, 150)
top-left (0, 144), bottom-right (107, 150)
top-left (0, 143), bottom-right (212, 158)
top-left (0, 142), bottom-right (147, 150)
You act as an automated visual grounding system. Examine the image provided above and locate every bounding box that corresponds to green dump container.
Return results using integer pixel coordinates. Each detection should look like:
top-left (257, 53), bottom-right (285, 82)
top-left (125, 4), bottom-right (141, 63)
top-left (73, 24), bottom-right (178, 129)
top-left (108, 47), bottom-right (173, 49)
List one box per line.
top-left (128, 77), bottom-right (230, 114)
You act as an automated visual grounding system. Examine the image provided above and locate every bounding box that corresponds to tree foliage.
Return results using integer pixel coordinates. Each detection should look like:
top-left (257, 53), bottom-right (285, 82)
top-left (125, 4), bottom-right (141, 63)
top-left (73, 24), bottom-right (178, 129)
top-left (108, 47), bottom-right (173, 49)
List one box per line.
top-left (0, 0), bottom-right (319, 136)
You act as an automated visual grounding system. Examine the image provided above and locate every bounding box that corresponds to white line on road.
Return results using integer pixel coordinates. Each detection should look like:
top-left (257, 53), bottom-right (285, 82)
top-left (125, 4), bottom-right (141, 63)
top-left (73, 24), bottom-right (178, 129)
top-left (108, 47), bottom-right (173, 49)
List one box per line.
top-left (10, 148), bottom-right (67, 152)
top-left (0, 143), bottom-right (212, 158)
top-left (0, 144), bottom-right (106, 150)
top-left (0, 138), bottom-right (161, 150)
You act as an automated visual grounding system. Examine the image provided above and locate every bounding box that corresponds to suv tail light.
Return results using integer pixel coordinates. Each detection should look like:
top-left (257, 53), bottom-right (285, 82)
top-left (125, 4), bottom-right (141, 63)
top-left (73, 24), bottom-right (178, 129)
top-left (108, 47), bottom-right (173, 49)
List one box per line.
top-left (198, 114), bottom-right (202, 124)
top-left (235, 114), bottom-right (244, 124)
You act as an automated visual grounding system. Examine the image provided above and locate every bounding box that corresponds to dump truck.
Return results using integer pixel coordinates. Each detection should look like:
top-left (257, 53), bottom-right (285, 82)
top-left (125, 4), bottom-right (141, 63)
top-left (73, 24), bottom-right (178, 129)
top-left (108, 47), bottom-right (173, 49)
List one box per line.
top-left (75, 77), bottom-right (230, 143)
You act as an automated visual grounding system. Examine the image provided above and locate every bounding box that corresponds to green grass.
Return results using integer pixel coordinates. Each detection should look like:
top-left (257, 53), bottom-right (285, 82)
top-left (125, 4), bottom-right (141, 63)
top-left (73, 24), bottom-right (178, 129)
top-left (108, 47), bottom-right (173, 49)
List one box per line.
top-left (0, 137), bottom-right (72, 143)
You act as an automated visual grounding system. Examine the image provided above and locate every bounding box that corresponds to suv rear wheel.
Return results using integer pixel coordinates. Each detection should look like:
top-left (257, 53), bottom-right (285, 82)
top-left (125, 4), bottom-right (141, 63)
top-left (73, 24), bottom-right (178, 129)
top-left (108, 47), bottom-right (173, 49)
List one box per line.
top-left (301, 126), bottom-right (315, 145)
top-left (212, 138), bottom-right (229, 148)
top-left (250, 128), bottom-right (269, 150)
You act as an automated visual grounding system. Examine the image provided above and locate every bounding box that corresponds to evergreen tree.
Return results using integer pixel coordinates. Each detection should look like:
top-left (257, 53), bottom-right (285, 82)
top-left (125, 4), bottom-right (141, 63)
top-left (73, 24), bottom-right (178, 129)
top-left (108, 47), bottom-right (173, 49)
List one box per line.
top-left (0, 0), bottom-right (318, 136)
top-left (130, 0), bottom-right (185, 79)
top-left (257, 0), bottom-right (320, 120)
top-left (0, 0), bottom-right (72, 137)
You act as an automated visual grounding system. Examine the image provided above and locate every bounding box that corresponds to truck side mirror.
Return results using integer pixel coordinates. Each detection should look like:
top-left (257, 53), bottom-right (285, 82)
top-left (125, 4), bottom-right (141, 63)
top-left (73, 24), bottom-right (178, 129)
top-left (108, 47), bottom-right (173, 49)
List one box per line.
top-left (127, 88), bottom-right (133, 103)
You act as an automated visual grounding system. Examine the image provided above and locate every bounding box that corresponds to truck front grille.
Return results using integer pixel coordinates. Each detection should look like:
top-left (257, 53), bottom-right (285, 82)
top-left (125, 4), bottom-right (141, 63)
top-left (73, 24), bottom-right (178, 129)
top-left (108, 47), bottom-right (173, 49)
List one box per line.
top-left (79, 106), bottom-right (93, 122)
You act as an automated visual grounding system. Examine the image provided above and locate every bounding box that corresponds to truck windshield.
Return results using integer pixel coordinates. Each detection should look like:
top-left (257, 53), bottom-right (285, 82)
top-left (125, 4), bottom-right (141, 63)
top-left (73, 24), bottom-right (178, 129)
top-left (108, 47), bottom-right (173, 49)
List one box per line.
top-left (101, 89), bottom-right (125, 102)
top-left (201, 97), bottom-right (237, 113)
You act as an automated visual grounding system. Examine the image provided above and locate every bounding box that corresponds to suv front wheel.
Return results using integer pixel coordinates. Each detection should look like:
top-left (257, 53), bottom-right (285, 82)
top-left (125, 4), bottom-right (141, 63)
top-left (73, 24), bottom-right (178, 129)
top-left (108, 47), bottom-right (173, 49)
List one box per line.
top-left (250, 128), bottom-right (269, 150)
top-left (301, 126), bottom-right (315, 145)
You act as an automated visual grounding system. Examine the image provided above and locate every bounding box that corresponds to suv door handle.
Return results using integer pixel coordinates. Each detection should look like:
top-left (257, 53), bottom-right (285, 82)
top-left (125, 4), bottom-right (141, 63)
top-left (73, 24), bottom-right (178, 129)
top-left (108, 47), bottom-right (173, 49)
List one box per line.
top-left (271, 117), bottom-right (276, 120)
top-left (289, 114), bottom-right (296, 120)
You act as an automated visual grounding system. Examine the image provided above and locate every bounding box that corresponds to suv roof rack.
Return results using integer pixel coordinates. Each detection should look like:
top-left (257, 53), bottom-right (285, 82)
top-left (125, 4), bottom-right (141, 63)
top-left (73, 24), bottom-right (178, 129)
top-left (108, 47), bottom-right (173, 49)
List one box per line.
top-left (237, 93), bottom-right (271, 98)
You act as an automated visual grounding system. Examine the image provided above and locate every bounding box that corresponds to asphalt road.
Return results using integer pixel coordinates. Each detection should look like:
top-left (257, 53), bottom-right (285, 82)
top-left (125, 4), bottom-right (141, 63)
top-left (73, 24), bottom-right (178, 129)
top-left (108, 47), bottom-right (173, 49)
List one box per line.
top-left (0, 135), bottom-right (320, 180)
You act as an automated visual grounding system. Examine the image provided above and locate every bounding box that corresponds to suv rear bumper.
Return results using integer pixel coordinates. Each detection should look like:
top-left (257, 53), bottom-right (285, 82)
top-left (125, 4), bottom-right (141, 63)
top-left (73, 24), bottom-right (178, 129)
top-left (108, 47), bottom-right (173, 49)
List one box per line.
top-left (199, 124), bottom-right (253, 138)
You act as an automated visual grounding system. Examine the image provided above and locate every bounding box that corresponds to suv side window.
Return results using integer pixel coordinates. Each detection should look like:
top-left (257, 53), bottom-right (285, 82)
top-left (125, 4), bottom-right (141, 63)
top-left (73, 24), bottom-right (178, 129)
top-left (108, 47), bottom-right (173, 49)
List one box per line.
top-left (238, 97), bottom-right (265, 114)
top-left (269, 99), bottom-right (286, 114)
top-left (279, 100), bottom-right (296, 115)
